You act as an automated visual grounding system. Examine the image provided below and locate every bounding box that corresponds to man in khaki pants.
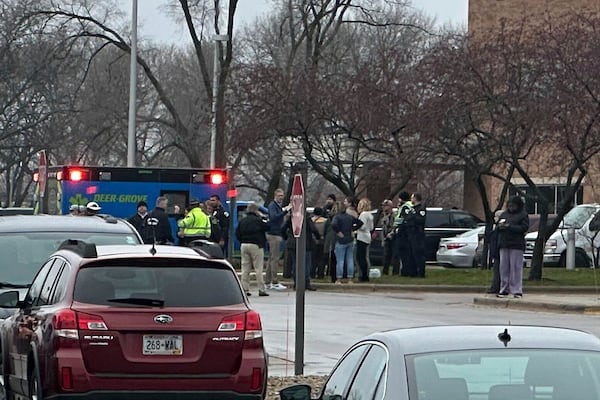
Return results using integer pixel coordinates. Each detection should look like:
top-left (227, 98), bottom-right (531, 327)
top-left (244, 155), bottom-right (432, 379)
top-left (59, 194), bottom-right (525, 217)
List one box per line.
top-left (266, 189), bottom-right (290, 290)
top-left (235, 203), bottom-right (270, 296)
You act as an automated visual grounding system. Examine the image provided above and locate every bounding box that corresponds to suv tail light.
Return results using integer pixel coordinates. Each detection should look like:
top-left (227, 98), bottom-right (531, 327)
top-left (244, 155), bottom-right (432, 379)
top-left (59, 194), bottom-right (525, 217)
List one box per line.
top-left (53, 309), bottom-right (108, 347)
top-left (244, 310), bottom-right (263, 341)
top-left (218, 311), bottom-right (263, 342)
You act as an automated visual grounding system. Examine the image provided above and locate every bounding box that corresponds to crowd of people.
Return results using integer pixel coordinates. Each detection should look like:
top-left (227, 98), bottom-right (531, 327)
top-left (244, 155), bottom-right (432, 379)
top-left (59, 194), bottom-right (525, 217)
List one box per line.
top-left (236, 189), bottom-right (431, 295)
top-left (124, 195), bottom-right (230, 254)
top-left (79, 188), bottom-right (529, 299)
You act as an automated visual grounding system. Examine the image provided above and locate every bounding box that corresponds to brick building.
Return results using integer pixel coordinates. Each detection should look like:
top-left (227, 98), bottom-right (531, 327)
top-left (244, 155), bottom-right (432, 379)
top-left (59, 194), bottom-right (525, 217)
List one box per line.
top-left (463, 0), bottom-right (600, 218)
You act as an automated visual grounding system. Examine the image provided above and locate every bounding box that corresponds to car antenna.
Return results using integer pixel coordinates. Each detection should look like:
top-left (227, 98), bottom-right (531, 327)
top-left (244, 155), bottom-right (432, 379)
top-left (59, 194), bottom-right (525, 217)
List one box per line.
top-left (498, 327), bottom-right (511, 347)
top-left (146, 217), bottom-right (159, 256)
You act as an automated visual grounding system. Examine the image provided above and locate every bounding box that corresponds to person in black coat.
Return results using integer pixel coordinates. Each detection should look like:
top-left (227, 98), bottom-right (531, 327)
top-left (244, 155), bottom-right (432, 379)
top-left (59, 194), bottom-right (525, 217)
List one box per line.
top-left (127, 201), bottom-right (152, 244)
top-left (497, 196), bottom-right (529, 298)
top-left (281, 214), bottom-right (320, 291)
top-left (148, 196), bottom-right (174, 244)
top-left (236, 203), bottom-right (270, 296)
top-left (486, 210), bottom-right (503, 294)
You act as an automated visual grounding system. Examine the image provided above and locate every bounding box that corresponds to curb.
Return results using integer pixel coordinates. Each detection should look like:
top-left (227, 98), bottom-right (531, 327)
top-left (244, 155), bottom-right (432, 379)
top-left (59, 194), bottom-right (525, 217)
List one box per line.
top-left (473, 297), bottom-right (600, 315)
top-left (307, 283), bottom-right (600, 294)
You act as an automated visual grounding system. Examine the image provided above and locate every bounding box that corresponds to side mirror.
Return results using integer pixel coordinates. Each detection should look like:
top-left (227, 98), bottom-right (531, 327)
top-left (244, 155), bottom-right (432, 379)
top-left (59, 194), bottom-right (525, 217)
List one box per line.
top-left (279, 384), bottom-right (312, 400)
top-left (0, 290), bottom-right (20, 308)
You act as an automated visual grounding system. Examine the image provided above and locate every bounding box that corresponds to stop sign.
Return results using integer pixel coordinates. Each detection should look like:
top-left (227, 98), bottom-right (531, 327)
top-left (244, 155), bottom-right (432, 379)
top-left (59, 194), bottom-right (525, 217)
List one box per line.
top-left (290, 174), bottom-right (304, 238)
top-left (38, 150), bottom-right (47, 197)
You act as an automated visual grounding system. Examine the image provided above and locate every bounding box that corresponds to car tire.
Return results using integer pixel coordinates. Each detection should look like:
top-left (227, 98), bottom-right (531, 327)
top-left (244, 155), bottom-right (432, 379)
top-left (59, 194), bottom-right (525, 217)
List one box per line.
top-left (28, 366), bottom-right (42, 400)
top-left (559, 250), bottom-right (590, 268)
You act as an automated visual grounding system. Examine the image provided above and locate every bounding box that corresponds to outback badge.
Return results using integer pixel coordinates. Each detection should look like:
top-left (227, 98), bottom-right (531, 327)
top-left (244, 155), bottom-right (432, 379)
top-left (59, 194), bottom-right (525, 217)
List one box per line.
top-left (154, 314), bottom-right (173, 324)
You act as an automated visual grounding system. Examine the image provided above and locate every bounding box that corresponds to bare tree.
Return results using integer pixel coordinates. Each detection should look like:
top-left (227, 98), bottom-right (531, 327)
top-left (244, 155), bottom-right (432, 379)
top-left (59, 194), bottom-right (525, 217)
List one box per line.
top-left (232, 0), bottom-right (436, 200)
top-left (418, 14), bottom-right (600, 278)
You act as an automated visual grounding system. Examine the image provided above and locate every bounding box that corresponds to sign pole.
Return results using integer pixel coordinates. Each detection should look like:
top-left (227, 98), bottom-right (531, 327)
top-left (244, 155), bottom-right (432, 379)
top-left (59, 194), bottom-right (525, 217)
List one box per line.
top-left (291, 165), bottom-right (307, 375)
top-left (38, 150), bottom-right (47, 214)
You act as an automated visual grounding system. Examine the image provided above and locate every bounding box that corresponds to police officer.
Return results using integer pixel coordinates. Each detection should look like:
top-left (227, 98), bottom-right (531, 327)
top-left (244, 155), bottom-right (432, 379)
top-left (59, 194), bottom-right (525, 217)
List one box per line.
top-left (394, 191), bottom-right (415, 277)
top-left (177, 198), bottom-right (211, 246)
top-left (208, 194), bottom-right (230, 254)
top-left (408, 193), bottom-right (427, 278)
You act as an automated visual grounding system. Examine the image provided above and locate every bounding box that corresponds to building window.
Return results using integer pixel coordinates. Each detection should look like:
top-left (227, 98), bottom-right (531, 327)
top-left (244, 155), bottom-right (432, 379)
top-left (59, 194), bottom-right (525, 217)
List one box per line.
top-left (513, 185), bottom-right (583, 214)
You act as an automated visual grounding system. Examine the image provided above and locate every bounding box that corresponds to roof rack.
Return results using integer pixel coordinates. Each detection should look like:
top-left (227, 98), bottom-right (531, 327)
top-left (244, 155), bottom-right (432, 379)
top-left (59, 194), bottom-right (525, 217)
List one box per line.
top-left (96, 214), bottom-right (118, 224)
top-left (58, 239), bottom-right (98, 258)
top-left (188, 239), bottom-right (224, 259)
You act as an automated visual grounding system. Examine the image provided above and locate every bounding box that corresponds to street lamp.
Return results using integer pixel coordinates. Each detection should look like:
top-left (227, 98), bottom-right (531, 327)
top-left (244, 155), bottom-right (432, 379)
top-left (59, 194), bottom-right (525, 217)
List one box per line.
top-left (210, 34), bottom-right (229, 169)
top-left (126, 0), bottom-right (138, 167)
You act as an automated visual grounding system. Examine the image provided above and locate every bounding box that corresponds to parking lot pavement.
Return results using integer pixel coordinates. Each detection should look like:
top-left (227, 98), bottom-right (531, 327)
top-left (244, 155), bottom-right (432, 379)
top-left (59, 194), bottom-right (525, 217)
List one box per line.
top-left (249, 287), bottom-right (600, 376)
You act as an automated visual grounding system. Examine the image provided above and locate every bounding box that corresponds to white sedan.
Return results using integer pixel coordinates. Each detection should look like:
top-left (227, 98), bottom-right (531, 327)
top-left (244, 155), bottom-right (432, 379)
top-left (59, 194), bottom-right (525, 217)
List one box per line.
top-left (436, 226), bottom-right (485, 267)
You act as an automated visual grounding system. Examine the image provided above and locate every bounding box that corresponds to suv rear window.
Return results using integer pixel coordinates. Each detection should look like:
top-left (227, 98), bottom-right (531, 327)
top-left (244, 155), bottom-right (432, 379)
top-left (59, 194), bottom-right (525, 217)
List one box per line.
top-left (74, 265), bottom-right (244, 307)
top-left (426, 211), bottom-right (450, 228)
top-left (451, 212), bottom-right (482, 228)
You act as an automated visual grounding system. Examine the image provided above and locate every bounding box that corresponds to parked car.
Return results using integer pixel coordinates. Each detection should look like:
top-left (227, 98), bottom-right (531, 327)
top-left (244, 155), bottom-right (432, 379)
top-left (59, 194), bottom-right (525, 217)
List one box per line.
top-left (524, 204), bottom-right (600, 267)
top-left (0, 241), bottom-right (267, 400)
top-left (369, 208), bottom-right (483, 265)
top-left (436, 226), bottom-right (486, 267)
top-left (0, 214), bottom-right (142, 316)
top-left (280, 325), bottom-right (600, 400)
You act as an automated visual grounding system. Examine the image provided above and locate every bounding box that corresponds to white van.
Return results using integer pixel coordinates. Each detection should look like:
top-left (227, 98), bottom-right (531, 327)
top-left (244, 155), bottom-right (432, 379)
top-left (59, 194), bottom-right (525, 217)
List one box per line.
top-left (524, 204), bottom-right (600, 267)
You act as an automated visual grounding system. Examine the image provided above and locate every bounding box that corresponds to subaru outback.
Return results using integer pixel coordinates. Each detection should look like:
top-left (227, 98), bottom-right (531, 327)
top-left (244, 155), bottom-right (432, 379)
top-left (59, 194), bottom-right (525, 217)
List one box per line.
top-left (0, 241), bottom-right (267, 400)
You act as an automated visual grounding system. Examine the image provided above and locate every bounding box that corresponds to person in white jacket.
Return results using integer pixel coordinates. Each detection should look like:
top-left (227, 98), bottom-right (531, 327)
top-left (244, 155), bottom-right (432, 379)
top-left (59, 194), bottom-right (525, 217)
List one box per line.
top-left (356, 198), bottom-right (374, 282)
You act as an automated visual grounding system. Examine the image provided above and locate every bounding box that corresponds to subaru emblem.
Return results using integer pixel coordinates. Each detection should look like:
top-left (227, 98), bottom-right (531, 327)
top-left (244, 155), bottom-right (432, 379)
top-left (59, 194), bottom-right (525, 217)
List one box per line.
top-left (154, 314), bottom-right (173, 324)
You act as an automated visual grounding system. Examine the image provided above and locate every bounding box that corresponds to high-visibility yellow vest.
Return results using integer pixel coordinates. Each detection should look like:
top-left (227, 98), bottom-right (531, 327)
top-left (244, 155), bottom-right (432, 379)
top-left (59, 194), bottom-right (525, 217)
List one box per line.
top-left (177, 207), bottom-right (211, 238)
top-left (394, 201), bottom-right (414, 226)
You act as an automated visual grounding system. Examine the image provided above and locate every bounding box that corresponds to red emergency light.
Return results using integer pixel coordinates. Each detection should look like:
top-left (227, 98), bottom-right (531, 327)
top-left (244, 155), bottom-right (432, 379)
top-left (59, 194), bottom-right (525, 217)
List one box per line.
top-left (210, 172), bottom-right (225, 185)
top-left (57, 168), bottom-right (89, 182)
top-left (69, 169), bottom-right (84, 181)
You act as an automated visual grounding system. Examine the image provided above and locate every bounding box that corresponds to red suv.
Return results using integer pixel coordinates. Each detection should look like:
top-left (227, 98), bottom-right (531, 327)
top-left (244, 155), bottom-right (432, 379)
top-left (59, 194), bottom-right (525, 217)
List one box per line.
top-left (0, 241), bottom-right (267, 399)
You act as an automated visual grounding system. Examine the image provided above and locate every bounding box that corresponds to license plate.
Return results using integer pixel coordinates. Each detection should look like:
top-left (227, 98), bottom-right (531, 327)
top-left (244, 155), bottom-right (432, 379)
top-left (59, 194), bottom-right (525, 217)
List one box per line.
top-left (143, 335), bottom-right (183, 355)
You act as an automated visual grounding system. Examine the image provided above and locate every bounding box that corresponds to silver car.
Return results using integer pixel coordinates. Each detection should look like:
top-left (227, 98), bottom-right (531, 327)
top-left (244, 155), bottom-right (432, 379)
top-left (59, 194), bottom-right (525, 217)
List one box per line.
top-left (436, 226), bottom-right (485, 267)
top-left (280, 324), bottom-right (600, 400)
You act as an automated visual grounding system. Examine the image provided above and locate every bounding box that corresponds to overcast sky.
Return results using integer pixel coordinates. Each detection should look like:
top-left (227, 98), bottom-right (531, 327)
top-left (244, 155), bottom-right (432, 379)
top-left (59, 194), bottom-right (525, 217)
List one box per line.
top-left (119, 0), bottom-right (468, 44)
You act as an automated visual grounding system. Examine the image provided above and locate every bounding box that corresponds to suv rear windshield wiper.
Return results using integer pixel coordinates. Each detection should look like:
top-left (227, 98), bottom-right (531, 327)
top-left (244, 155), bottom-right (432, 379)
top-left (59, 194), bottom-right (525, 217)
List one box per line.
top-left (107, 297), bottom-right (165, 307)
top-left (0, 282), bottom-right (30, 289)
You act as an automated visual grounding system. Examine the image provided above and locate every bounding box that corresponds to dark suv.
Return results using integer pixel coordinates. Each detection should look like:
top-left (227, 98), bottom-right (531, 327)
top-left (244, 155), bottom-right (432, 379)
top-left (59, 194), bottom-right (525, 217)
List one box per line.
top-left (370, 208), bottom-right (483, 264)
top-left (0, 241), bottom-right (267, 400)
top-left (0, 215), bottom-right (142, 311)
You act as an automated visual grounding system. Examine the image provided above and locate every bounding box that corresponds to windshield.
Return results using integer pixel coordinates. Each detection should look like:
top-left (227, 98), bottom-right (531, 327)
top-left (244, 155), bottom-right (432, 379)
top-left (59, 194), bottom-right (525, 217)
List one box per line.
top-left (407, 349), bottom-right (600, 400)
top-left (561, 206), bottom-right (598, 228)
top-left (0, 232), bottom-right (139, 285)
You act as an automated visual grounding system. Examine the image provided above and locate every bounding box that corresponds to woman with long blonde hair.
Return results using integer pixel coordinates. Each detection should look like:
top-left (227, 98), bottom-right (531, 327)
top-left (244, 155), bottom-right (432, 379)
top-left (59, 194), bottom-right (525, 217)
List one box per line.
top-left (356, 197), bottom-right (373, 282)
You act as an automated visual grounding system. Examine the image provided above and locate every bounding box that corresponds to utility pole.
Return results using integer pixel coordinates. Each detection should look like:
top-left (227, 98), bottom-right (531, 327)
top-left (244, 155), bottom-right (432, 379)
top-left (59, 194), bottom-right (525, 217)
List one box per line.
top-left (210, 34), bottom-right (229, 169)
top-left (126, 0), bottom-right (138, 167)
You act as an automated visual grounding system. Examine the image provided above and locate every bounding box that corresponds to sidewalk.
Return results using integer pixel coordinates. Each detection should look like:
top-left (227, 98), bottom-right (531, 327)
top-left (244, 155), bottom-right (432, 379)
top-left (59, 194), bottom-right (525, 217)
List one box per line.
top-left (473, 293), bottom-right (600, 314)
top-left (303, 281), bottom-right (600, 314)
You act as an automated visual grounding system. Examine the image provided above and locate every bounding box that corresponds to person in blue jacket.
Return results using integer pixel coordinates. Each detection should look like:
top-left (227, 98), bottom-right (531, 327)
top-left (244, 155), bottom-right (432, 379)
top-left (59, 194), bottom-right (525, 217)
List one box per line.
top-left (265, 189), bottom-right (290, 290)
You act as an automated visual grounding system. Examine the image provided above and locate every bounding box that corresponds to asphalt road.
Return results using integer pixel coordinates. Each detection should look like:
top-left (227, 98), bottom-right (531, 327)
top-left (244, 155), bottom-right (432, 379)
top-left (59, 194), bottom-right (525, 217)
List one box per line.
top-left (250, 290), bottom-right (600, 376)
